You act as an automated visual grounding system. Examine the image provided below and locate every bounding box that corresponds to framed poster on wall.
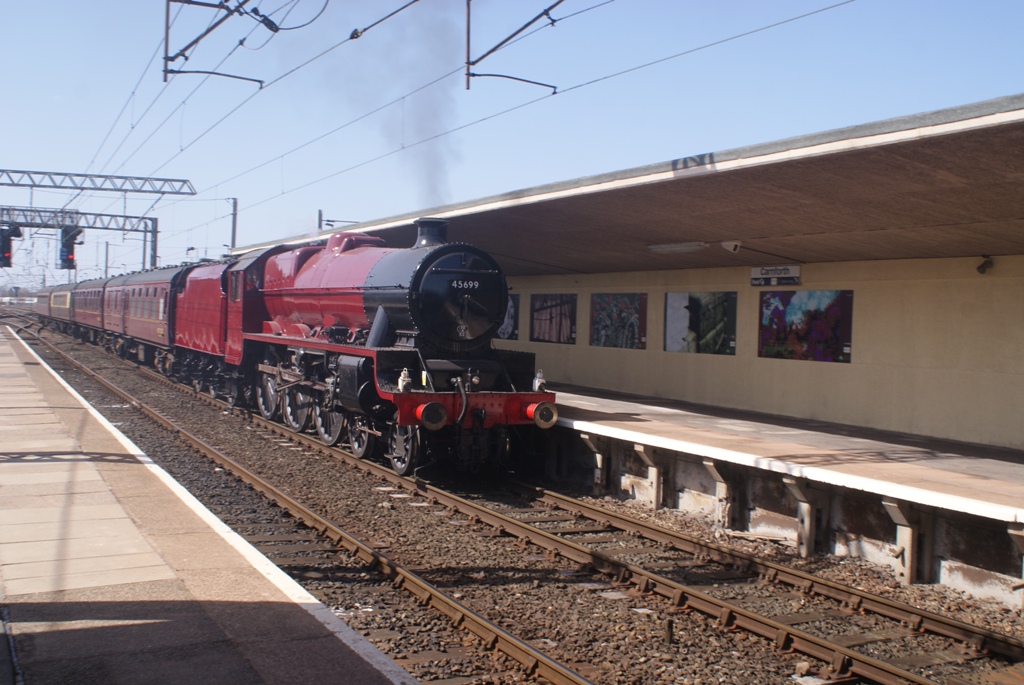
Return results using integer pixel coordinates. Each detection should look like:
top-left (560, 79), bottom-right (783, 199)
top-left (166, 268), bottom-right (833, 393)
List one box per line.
top-left (590, 293), bottom-right (647, 349)
top-left (758, 290), bottom-right (853, 362)
top-left (530, 294), bottom-right (577, 344)
top-left (664, 291), bottom-right (737, 354)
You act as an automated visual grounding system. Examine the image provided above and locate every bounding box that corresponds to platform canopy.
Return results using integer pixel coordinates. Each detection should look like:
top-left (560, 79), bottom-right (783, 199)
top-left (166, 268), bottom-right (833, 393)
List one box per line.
top-left (259, 93), bottom-right (1024, 277)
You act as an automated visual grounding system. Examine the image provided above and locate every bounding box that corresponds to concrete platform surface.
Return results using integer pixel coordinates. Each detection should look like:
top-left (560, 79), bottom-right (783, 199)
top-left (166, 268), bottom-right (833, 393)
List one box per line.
top-left (554, 385), bottom-right (1024, 524)
top-left (0, 326), bottom-right (417, 685)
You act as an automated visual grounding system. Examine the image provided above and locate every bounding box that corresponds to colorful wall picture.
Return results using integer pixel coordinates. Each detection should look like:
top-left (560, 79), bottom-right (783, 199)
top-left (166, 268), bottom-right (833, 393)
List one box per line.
top-left (758, 290), bottom-right (853, 362)
top-left (495, 294), bottom-right (519, 340)
top-left (665, 291), bottom-right (737, 354)
top-left (590, 293), bottom-right (647, 349)
top-left (530, 294), bottom-right (577, 344)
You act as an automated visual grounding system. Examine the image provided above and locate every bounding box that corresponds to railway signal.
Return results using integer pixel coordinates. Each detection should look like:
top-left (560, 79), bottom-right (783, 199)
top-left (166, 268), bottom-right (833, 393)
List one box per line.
top-left (0, 225), bottom-right (21, 268)
top-left (60, 226), bottom-right (82, 270)
top-left (0, 229), bottom-right (12, 268)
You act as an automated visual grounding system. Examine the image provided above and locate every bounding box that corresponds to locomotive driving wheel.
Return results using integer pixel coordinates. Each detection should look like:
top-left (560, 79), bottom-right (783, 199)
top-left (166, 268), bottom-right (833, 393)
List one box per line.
top-left (281, 386), bottom-right (312, 432)
top-left (313, 397), bottom-right (347, 446)
top-left (348, 415), bottom-right (376, 459)
top-left (256, 373), bottom-right (278, 420)
top-left (386, 424), bottom-right (421, 477)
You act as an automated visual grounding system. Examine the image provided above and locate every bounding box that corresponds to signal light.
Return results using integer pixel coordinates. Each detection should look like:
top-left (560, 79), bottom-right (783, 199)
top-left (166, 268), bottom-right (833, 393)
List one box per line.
top-left (60, 226), bottom-right (82, 270)
top-left (0, 229), bottom-right (11, 268)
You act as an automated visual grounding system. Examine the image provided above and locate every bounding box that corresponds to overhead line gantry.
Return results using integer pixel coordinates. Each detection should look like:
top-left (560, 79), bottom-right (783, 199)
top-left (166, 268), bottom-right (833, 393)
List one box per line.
top-left (0, 169), bottom-right (195, 270)
top-left (0, 169), bottom-right (195, 195)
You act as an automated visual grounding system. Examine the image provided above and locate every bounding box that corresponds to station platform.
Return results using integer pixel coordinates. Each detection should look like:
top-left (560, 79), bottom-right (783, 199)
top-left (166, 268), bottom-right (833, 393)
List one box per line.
top-left (0, 326), bottom-right (417, 685)
top-left (553, 385), bottom-right (1024, 524)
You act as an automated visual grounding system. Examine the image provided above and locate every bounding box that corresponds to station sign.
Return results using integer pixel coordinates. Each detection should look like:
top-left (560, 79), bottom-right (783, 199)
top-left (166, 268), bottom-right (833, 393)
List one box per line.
top-left (751, 265), bottom-right (801, 286)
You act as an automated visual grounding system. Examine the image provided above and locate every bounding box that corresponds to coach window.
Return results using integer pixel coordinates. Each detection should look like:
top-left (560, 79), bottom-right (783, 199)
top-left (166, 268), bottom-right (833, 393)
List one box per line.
top-left (230, 271), bottom-right (242, 302)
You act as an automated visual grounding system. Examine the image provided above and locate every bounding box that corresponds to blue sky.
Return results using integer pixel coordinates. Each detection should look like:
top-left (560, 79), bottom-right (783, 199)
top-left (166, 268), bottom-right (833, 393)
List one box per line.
top-left (1, 0), bottom-right (1022, 288)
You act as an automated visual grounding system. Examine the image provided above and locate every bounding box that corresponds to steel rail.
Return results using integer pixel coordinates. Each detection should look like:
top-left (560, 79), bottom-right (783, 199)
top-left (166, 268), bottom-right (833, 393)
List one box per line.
top-left (106, 358), bottom-right (1000, 684)
top-left (25, 324), bottom-right (1024, 684)
top-left (19, 330), bottom-right (594, 685)
top-left (149, 382), bottom-right (952, 685)
top-left (370, 484), bottom-right (942, 685)
top-left (520, 483), bottom-right (1024, 662)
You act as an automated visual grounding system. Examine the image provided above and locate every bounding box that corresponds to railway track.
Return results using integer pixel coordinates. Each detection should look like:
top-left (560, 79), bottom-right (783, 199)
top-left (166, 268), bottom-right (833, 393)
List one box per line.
top-left (13, 320), bottom-right (1024, 685)
top-left (11, 323), bottom-right (593, 685)
top-left (473, 488), bottom-right (1024, 685)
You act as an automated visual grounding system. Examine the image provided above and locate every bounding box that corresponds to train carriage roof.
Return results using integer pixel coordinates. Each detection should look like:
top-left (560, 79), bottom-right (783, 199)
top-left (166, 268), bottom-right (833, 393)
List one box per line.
top-left (72, 277), bottom-right (114, 291)
top-left (120, 265), bottom-right (193, 286)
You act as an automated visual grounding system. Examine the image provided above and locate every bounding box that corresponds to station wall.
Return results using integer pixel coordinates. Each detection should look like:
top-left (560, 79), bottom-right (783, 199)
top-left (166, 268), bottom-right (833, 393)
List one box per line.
top-left (498, 255), bottom-right (1024, 450)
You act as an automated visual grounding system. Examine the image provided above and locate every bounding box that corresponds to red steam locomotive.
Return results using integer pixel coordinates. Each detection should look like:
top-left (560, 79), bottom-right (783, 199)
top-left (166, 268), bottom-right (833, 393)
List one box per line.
top-left (35, 218), bottom-right (557, 475)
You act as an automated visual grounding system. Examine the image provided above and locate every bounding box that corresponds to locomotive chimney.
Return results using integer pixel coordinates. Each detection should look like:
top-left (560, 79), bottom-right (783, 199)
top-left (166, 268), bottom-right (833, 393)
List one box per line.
top-left (415, 217), bottom-right (448, 247)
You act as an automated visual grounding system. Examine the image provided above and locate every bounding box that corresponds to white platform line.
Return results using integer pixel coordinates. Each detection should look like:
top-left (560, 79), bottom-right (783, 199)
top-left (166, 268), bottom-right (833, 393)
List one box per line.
top-left (6, 327), bottom-right (417, 685)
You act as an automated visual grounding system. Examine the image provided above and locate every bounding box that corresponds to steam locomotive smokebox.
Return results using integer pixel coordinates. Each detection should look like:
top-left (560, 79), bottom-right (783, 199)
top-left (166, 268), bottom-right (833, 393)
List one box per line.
top-left (362, 220), bottom-right (507, 354)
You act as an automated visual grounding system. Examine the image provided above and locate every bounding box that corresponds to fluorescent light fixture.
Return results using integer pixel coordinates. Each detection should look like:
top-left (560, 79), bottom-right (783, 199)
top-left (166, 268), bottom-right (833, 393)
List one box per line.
top-left (647, 241), bottom-right (708, 254)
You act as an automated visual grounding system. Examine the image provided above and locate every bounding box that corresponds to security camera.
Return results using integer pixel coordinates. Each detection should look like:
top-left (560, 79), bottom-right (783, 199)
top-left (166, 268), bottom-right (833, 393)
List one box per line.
top-left (721, 241), bottom-right (741, 253)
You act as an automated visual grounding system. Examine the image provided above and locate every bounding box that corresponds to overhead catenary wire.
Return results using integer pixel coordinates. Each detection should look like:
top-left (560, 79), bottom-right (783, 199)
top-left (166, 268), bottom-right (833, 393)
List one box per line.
top-left (251, 0), bottom-right (329, 32)
top-left (61, 4), bottom-right (186, 213)
top-left (63, 1), bottom-right (859, 264)
top-left (88, 0), bottom-right (294, 200)
top-left (146, 0), bottom-right (423, 178)
top-left (560, 0), bottom-right (857, 95)
top-left (61, 5), bottom-right (255, 218)
top-left (115, 7), bottom-right (291, 176)
top-left (83, 8), bottom-right (276, 218)
top-left (175, 0), bottom-right (860, 234)
top-left (148, 0), bottom-right (613, 240)
top-left (84, 22), bottom-right (173, 176)
top-left (92, 1), bottom-right (238, 178)
top-left (93, 0), bottom-right (569, 238)
top-left (193, 0), bottom-right (614, 195)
